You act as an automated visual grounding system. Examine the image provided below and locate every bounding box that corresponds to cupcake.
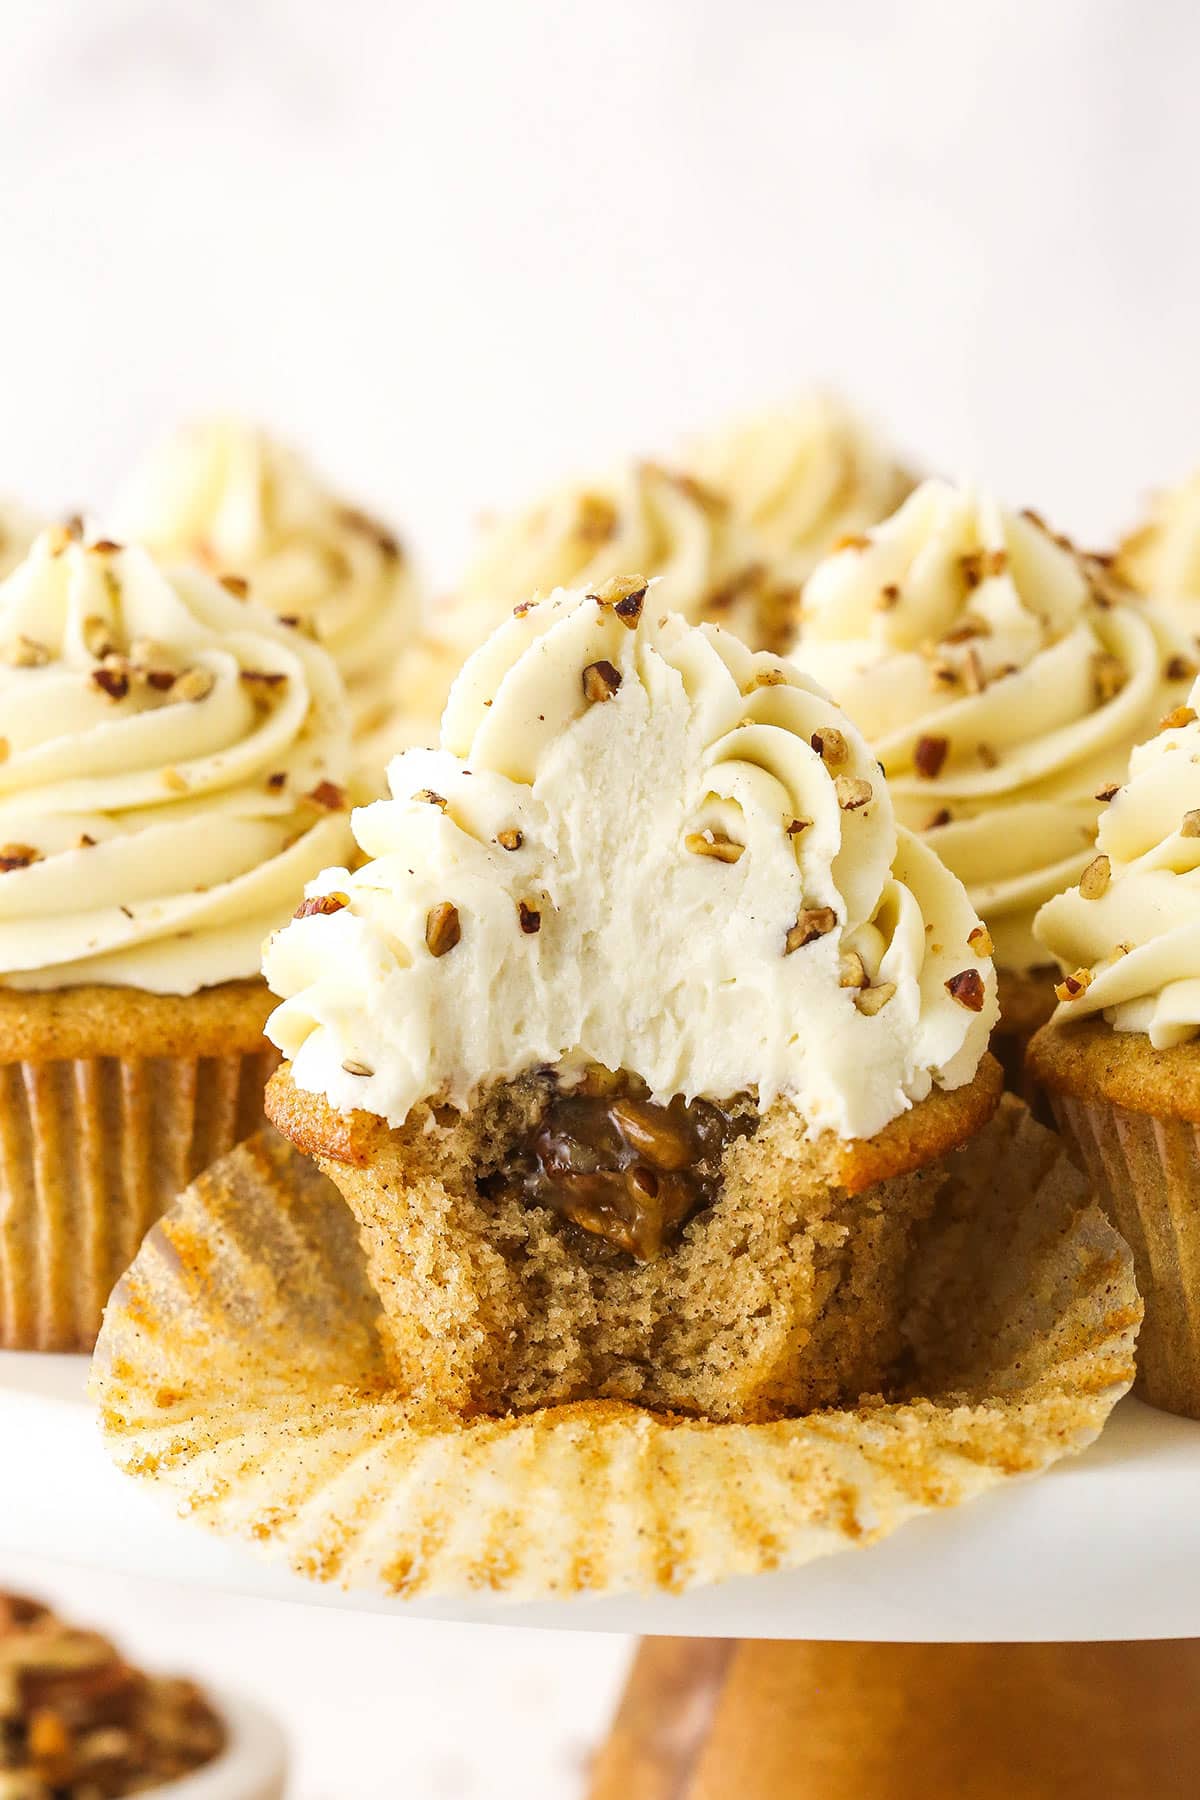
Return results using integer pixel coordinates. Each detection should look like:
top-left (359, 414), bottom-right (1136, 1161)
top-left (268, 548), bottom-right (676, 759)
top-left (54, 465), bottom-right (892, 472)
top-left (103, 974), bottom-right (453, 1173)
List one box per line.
top-left (114, 418), bottom-right (421, 754)
top-left (0, 521), bottom-right (353, 1348)
top-left (446, 458), bottom-right (798, 658)
top-left (685, 391), bottom-right (913, 584)
top-left (1115, 466), bottom-right (1200, 602)
top-left (263, 578), bottom-right (1000, 1424)
top-left (1029, 677), bottom-right (1200, 1419)
top-left (791, 479), bottom-right (1196, 1073)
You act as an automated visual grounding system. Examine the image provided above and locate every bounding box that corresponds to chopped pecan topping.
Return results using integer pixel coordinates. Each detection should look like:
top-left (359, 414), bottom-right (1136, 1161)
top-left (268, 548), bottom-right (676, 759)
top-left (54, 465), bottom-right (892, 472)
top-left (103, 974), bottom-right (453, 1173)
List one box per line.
top-left (413, 788), bottom-right (448, 810)
top-left (582, 659), bottom-right (622, 703)
top-left (834, 774), bottom-right (873, 811)
top-left (266, 770), bottom-right (287, 792)
top-left (517, 900), bottom-right (542, 934)
top-left (914, 734), bottom-right (949, 779)
top-left (1055, 966), bottom-right (1093, 1003)
top-left (145, 668), bottom-right (176, 691)
top-left (986, 548), bottom-right (1008, 576)
top-left (293, 892), bottom-right (348, 919)
top-left (91, 665), bottom-right (129, 701)
top-left (959, 550), bottom-right (984, 589)
top-left (218, 573), bottom-right (250, 598)
top-left (838, 950), bottom-right (867, 988)
top-left (172, 666), bottom-right (215, 702)
top-left (967, 923), bottom-right (994, 958)
top-left (1093, 653), bottom-right (1126, 703)
top-left (945, 968), bottom-right (986, 1011)
top-left (855, 980), bottom-right (896, 1015)
top-left (82, 614), bottom-right (115, 660)
top-left (745, 667), bottom-right (787, 692)
top-left (6, 635), bottom-right (51, 668)
top-left (425, 901), bottom-right (462, 957)
top-left (785, 816), bottom-right (810, 837)
top-left (1161, 704), bottom-right (1197, 732)
top-left (306, 780), bottom-right (348, 811)
top-left (0, 843), bottom-right (40, 872)
top-left (876, 583), bottom-right (900, 610)
top-left (1166, 654), bottom-right (1197, 683)
top-left (339, 505), bottom-right (402, 559)
top-left (785, 907), bottom-right (837, 953)
top-left (497, 828), bottom-right (524, 851)
top-left (810, 726), bottom-right (848, 767)
top-left (1078, 854), bottom-right (1111, 900)
top-left (833, 531), bottom-right (871, 552)
top-left (88, 536), bottom-right (122, 555)
top-left (1095, 782), bottom-right (1120, 802)
top-left (976, 742), bottom-right (999, 769)
top-left (240, 669), bottom-right (288, 691)
top-left (342, 1058), bottom-right (374, 1077)
top-left (685, 829), bottom-right (744, 863)
top-left (924, 807), bottom-right (952, 830)
top-left (1181, 810), bottom-right (1200, 839)
top-left (941, 618), bottom-right (991, 645)
top-left (588, 574), bottom-right (647, 624)
top-left (962, 645), bottom-right (986, 694)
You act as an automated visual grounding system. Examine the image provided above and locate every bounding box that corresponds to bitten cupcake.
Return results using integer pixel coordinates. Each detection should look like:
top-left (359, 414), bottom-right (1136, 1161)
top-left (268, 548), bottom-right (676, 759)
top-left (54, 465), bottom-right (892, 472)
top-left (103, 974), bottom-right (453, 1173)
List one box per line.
top-left (447, 460), bottom-right (798, 658)
top-left (114, 418), bottom-right (421, 752)
top-left (0, 521), bottom-right (353, 1348)
top-left (1115, 466), bottom-right (1200, 603)
top-left (685, 391), bottom-right (913, 584)
top-left (1030, 678), bottom-right (1200, 1419)
top-left (263, 578), bottom-right (999, 1425)
top-left (791, 479), bottom-right (1196, 1072)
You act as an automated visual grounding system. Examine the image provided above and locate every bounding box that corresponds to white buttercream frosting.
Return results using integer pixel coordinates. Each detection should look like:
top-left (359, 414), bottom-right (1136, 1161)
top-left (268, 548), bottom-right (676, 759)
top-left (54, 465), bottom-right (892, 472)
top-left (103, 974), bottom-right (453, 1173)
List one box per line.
top-left (264, 584), bottom-right (996, 1142)
top-left (1117, 468), bottom-right (1200, 603)
top-left (0, 525), bottom-right (354, 993)
top-left (686, 392), bottom-right (913, 583)
top-left (448, 461), bottom-right (797, 658)
top-left (1035, 677), bottom-right (1200, 1047)
top-left (793, 479), bottom-right (1196, 971)
top-left (114, 419), bottom-right (421, 738)
top-left (0, 499), bottom-right (43, 580)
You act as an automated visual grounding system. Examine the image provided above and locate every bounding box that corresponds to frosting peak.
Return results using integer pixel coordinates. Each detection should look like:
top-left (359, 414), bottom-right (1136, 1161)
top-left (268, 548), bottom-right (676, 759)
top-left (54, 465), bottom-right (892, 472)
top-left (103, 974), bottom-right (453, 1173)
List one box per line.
top-left (0, 525), bottom-right (354, 993)
top-left (794, 480), bottom-right (1196, 969)
top-left (115, 419), bottom-right (421, 738)
top-left (1035, 677), bottom-right (1200, 1047)
top-left (264, 583), bottom-right (996, 1141)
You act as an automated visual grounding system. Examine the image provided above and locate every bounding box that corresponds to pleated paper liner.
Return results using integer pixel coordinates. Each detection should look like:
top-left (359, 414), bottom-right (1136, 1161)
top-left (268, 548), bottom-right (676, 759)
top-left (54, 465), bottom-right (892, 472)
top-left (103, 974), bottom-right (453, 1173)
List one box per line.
top-left (91, 1098), bottom-right (1139, 1602)
top-left (1046, 1091), bottom-right (1200, 1421)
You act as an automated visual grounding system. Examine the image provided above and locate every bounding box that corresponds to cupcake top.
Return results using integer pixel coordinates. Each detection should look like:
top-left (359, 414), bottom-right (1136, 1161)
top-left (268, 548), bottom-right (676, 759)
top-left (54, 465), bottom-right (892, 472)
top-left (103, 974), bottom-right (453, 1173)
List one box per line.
top-left (793, 479), bottom-right (1196, 971)
top-left (685, 392), bottom-right (913, 582)
top-left (1035, 677), bottom-right (1200, 1048)
top-left (0, 523), bottom-right (353, 994)
top-left (114, 419), bottom-right (420, 737)
top-left (1116, 468), bottom-right (1200, 601)
top-left (264, 581), bottom-right (996, 1142)
top-left (451, 461), bottom-right (796, 656)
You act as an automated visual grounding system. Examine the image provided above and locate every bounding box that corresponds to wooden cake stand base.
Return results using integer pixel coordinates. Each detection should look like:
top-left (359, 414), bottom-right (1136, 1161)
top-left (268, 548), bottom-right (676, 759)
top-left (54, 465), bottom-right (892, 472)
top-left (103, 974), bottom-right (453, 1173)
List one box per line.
top-left (589, 1637), bottom-right (1200, 1797)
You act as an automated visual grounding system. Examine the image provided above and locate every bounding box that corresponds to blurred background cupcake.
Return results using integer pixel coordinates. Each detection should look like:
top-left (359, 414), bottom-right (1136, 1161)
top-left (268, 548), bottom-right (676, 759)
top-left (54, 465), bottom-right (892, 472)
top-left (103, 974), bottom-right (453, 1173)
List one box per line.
top-left (1030, 680), bottom-right (1200, 1419)
top-left (1116, 465), bottom-right (1200, 610)
top-left (0, 497), bottom-right (43, 582)
top-left (788, 477), bottom-right (1196, 1077)
top-left (0, 522), bottom-right (353, 1348)
top-left (115, 418), bottom-right (423, 779)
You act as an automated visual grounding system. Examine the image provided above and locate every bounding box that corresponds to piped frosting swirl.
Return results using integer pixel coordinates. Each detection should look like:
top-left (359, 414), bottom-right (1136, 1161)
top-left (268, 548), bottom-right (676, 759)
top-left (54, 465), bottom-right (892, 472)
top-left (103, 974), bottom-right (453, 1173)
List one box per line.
top-left (264, 582), bottom-right (996, 1141)
top-left (0, 525), bottom-right (354, 993)
top-left (794, 480), bottom-right (1196, 970)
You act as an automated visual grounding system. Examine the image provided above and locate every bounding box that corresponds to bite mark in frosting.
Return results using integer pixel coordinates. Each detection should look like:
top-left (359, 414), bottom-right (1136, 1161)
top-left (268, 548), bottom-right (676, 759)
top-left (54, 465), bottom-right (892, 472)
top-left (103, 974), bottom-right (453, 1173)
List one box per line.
top-left (264, 585), bottom-right (996, 1142)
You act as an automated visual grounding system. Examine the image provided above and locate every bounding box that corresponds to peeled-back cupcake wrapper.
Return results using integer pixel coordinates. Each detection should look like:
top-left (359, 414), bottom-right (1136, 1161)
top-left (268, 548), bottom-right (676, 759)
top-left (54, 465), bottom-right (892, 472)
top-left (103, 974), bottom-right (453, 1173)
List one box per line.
top-left (90, 1099), bottom-right (1139, 1600)
top-left (0, 1047), bottom-right (278, 1351)
top-left (1049, 1092), bottom-right (1200, 1421)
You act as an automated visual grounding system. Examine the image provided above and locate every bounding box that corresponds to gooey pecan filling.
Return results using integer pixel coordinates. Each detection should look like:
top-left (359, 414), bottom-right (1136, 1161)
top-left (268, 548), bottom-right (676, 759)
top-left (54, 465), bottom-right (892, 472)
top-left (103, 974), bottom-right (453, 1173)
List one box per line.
top-left (490, 1077), bottom-right (754, 1260)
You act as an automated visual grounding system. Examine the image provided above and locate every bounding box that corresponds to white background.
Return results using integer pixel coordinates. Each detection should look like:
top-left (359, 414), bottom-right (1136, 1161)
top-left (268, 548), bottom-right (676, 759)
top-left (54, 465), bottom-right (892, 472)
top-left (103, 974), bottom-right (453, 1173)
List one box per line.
top-left (1, 3), bottom-right (1197, 1794)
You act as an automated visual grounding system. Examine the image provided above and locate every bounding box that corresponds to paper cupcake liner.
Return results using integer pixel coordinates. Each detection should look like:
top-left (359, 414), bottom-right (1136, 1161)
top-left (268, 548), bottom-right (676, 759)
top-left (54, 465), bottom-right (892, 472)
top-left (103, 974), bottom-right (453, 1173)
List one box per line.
top-left (0, 1046), bottom-right (279, 1351)
top-left (90, 1098), bottom-right (1139, 1600)
top-left (1048, 1091), bottom-right (1200, 1420)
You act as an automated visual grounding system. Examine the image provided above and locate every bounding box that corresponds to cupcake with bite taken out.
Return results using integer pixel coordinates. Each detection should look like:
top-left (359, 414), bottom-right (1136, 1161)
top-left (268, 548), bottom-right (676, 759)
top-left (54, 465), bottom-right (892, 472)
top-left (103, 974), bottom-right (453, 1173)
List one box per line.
top-left (0, 520), bottom-right (353, 1348)
top-left (263, 577), bottom-right (1000, 1424)
top-left (791, 478), bottom-right (1196, 1078)
top-left (1030, 675), bottom-right (1200, 1419)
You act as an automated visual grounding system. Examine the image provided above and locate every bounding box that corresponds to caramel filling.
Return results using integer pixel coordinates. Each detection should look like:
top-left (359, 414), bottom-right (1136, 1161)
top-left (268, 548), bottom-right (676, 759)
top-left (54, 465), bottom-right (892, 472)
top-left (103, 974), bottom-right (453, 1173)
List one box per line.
top-left (498, 1079), bottom-right (753, 1260)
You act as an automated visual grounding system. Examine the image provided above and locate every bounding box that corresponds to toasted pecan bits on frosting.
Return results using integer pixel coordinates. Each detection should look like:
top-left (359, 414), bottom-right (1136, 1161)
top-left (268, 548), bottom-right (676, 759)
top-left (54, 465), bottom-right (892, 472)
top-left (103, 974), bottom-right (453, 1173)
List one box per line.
top-left (453, 460), bottom-right (799, 656)
top-left (684, 392), bottom-right (913, 584)
top-left (264, 586), bottom-right (996, 1142)
top-left (113, 418), bottom-right (420, 738)
top-left (0, 526), bottom-right (353, 994)
top-left (582, 659), bottom-right (622, 702)
top-left (795, 478), bottom-right (1199, 972)
top-left (945, 969), bottom-right (986, 1012)
top-left (1036, 674), bottom-right (1200, 1046)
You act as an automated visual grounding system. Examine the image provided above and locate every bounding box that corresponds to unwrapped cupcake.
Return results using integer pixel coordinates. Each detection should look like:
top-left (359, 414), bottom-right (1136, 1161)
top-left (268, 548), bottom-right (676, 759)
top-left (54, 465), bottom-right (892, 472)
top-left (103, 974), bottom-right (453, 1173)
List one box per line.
top-left (790, 479), bottom-right (1196, 1071)
top-left (0, 520), bottom-right (353, 1348)
top-left (685, 391), bottom-right (913, 585)
top-left (115, 418), bottom-right (421, 756)
top-left (264, 576), bottom-right (1002, 1422)
top-left (1030, 677), bottom-right (1200, 1419)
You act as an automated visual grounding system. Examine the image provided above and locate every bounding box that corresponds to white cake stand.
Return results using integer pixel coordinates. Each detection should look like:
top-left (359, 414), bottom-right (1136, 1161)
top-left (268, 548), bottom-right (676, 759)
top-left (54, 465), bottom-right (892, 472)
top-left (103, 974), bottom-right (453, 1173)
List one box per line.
top-left (4, 1348), bottom-right (1199, 1643)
